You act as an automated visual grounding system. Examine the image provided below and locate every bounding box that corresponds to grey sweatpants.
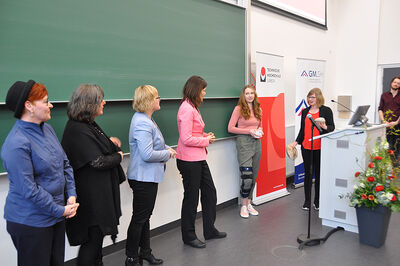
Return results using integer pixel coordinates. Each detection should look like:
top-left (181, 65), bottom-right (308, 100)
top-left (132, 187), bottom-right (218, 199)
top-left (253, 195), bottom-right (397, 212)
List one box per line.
top-left (236, 134), bottom-right (262, 200)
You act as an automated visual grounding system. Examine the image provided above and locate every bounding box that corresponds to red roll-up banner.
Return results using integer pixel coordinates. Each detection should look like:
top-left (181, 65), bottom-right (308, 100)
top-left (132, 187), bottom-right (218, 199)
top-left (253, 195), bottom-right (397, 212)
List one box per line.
top-left (253, 52), bottom-right (289, 205)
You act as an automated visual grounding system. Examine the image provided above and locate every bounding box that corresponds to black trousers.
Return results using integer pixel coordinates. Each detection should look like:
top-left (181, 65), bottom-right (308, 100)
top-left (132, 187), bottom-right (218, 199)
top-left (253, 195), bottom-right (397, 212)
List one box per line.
top-left (177, 159), bottom-right (217, 243)
top-left (7, 220), bottom-right (65, 266)
top-left (77, 226), bottom-right (104, 266)
top-left (126, 179), bottom-right (158, 258)
top-left (301, 147), bottom-right (321, 206)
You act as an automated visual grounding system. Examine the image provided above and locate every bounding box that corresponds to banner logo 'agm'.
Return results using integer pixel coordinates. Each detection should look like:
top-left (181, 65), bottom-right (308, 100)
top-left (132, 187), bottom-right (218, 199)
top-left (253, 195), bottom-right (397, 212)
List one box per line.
top-left (260, 67), bottom-right (266, 82)
top-left (300, 70), bottom-right (322, 78)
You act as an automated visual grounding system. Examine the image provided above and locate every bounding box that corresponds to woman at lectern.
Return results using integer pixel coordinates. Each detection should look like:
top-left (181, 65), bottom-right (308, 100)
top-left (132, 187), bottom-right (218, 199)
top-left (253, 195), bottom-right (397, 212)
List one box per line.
top-left (228, 84), bottom-right (263, 218)
top-left (289, 88), bottom-right (335, 211)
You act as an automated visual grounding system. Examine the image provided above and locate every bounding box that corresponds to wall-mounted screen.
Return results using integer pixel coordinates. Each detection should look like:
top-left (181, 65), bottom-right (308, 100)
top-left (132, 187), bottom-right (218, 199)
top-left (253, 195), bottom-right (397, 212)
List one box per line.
top-left (252, 0), bottom-right (327, 29)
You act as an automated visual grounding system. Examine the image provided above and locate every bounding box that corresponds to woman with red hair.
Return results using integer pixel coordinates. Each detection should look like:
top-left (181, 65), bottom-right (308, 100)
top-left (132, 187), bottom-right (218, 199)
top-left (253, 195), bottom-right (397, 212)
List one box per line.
top-left (1, 80), bottom-right (78, 266)
top-left (228, 85), bottom-right (263, 218)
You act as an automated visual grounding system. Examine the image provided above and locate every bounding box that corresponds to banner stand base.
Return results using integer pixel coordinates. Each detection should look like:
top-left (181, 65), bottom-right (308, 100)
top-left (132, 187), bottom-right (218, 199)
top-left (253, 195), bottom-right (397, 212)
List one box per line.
top-left (294, 179), bottom-right (315, 189)
top-left (294, 183), bottom-right (304, 188)
top-left (252, 188), bottom-right (290, 206)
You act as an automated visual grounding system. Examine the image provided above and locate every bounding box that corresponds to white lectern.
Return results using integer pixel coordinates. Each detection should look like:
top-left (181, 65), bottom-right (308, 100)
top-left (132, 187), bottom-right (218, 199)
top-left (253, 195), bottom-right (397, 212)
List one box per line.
top-left (315, 125), bottom-right (386, 233)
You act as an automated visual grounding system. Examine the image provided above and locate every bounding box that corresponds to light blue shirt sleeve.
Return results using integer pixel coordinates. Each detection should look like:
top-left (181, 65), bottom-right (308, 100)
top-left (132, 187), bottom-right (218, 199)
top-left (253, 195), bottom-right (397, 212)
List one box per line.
top-left (134, 119), bottom-right (171, 163)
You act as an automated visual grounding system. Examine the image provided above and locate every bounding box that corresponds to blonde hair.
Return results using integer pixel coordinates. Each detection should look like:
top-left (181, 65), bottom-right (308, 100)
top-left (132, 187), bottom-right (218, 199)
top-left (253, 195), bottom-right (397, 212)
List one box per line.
top-left (307, 88), bottom-right (325, 108)
top-left (237, 85), bottom-right (262, 121)
top-left (133, 85), bottom-right (158, 112)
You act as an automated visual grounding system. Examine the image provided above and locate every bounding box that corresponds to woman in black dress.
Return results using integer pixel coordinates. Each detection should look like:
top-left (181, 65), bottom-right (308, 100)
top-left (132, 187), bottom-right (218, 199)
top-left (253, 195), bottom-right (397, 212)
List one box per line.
top-left (62, 84), bottom-right (126, 266)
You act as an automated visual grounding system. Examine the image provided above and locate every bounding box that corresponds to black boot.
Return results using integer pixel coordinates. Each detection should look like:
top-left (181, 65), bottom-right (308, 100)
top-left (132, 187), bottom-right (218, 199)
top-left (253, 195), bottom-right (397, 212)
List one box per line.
top-left (125, 257), bottom-right (142, 266)
top-left (139, 253), bottom-right (163, 265)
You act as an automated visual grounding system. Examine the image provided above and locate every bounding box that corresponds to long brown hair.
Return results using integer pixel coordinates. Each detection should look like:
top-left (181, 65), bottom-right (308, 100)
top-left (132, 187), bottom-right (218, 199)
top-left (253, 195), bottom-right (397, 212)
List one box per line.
top-left (182, 75), bottom-right (207, 108)
top-left (237, 85), bottom-right (262, 121)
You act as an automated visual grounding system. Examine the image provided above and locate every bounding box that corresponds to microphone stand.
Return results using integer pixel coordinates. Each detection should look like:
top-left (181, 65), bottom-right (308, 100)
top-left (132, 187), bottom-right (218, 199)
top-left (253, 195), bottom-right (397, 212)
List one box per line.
top-left (331, 99), bottom-right (354, 113)
top-left (297, 121), bottom-right (344, 250)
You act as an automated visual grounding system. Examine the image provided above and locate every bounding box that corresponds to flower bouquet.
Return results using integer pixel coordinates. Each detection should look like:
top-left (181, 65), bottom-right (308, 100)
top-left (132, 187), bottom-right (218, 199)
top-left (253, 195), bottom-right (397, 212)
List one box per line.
top-left (345, 138), bottom-right (400, 247)
top-left (349, 138), bottom-right (400, 212)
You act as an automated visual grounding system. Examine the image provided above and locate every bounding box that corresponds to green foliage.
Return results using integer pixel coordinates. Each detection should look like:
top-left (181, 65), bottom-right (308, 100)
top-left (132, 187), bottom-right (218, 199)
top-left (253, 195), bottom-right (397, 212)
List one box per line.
top-left (384, 110), bottom-right (400, 136)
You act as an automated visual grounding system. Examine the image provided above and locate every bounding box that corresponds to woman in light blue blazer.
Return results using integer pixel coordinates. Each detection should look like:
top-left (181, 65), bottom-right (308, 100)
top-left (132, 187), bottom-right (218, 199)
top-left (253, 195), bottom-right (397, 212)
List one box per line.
top-left (125, 85), bottom-right (176, 266)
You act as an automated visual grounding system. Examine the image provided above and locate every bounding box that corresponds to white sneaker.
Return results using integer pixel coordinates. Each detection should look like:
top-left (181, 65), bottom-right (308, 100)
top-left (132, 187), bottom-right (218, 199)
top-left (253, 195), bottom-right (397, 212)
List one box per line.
top-left (247, 204), bottom-right (259, 216)
top-left (240, 205), bottom-right (249, 218)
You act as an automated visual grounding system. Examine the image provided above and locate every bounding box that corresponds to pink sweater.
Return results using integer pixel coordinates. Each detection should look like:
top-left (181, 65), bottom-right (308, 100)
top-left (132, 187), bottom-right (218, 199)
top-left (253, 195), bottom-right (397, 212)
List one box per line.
top-left (176, 100), bottom-right (209, 161)
top-left (228, 106), bottom-right (262, 135)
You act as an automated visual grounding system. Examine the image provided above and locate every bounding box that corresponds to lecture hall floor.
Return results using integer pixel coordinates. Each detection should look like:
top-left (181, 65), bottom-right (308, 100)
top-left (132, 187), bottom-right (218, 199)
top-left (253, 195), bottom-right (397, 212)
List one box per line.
top-left (102, 186), bottom-right (400, 266)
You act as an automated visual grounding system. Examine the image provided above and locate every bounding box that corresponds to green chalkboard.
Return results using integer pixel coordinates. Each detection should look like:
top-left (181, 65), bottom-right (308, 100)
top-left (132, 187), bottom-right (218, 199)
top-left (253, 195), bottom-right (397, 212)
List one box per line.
top-left (0, 99), bottom-right (238, 173)
top-left (0, 0), bottom-right (245, 101)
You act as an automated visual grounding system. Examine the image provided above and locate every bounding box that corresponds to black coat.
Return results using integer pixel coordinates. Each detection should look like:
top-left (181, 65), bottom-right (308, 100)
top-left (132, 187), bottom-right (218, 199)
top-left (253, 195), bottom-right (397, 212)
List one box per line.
top-left (295, 105), bottom-right (335, 145)
top-left (61, 119), bottom-right (125, 246)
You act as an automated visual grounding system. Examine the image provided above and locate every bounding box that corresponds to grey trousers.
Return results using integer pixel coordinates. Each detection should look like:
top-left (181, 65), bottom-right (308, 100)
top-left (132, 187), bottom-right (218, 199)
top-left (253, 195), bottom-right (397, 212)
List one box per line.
top-left (236, 135), bottom-right (262, 200)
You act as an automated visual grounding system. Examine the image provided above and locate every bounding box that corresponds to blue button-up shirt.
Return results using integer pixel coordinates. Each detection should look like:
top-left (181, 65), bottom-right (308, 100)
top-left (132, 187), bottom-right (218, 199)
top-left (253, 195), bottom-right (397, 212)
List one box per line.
top-left (1, 120), bottom-right (76, 227)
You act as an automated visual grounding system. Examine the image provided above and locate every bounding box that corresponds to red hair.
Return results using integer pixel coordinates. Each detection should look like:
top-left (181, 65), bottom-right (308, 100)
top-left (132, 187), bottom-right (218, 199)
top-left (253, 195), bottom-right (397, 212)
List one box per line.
top-left (27, 83), bottom-right (48, 102)
top-left (237, 85), bottom-right (262, 121)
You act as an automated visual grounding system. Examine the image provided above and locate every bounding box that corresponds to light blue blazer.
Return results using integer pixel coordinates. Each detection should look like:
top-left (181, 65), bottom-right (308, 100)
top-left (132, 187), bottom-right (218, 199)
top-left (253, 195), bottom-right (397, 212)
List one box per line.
top-left (127, 112), bottom-right (171, 183)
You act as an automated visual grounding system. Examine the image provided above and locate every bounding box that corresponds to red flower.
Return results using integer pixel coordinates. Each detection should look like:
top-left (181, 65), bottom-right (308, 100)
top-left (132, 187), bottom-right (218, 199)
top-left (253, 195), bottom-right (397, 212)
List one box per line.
top-left (361, 194), bottom-right (367, 200)
top-left (392, 195), bottom-right (397, 202)
top-left (373, 156), bottom-right (383, 160)
top-left (355, 172), bottom-right (360, 177)
top-left (368, 162), bottom-right (374, 168)
top-left (388, 150), bottom-right (394, 155)
top-left (368, 195), bottom-right (375, 201)
top-left (367, 176), bottom-right (375, 182)
top-left (388, 176), bottom-right (395, 180)
top-left (375, 185), bottom-right (384, 192)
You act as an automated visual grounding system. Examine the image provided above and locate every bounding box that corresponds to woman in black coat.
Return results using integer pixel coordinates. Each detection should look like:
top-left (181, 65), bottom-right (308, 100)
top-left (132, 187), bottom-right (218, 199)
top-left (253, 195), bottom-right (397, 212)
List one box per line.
top-left (62, 84), bottom-right (126, 266)
top-left (289, 88), bottom-right (334, 211)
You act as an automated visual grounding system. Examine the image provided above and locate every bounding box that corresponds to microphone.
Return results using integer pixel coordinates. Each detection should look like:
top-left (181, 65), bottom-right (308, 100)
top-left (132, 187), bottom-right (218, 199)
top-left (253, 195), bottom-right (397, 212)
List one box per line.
top-left (307, 114), bottom-right (322, 133)
top-left (331, 99), bottom-right (354, 113)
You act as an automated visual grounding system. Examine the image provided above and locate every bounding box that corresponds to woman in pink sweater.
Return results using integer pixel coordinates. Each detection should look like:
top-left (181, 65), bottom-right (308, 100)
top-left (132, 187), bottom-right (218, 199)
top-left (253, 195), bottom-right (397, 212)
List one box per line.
top-left (228, 85), bottom-right (263, 218)
top-left (176, 75), bottom-right (227, 249)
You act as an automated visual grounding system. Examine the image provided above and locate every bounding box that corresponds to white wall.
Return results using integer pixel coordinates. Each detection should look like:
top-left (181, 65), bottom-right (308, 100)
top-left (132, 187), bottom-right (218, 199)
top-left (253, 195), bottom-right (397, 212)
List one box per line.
top-left (250, 0), bottom-right (388, 128)
top-left (333, 0), bottom-right (381, 120)
top-left (378, 0), bottom-right (400, 65)
top-left (250, 0), bottom-right (338, 126)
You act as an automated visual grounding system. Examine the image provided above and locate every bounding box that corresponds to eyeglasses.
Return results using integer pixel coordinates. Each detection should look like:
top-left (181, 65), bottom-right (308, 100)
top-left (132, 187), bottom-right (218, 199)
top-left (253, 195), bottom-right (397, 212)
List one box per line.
top-left (307, 96), bottom-right (316, 99)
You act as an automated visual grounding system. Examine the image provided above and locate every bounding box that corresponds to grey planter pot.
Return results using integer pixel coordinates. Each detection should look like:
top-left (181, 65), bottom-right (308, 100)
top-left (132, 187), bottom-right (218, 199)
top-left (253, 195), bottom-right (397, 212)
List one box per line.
top-left (355, 205), bottom-right (391, 248)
